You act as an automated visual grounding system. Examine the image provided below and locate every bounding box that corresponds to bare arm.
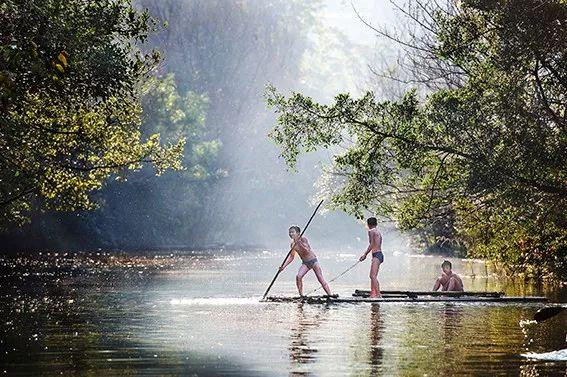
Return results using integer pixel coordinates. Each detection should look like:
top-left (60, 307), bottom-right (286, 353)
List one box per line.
top-left (433, 274), bottom-right (448, 291)
top-left (295, 237), bottom-right (310, 253)
top-left (279, 248), bottom-right (296, 272)
top-left (359, 231), bottom-right (375, 261)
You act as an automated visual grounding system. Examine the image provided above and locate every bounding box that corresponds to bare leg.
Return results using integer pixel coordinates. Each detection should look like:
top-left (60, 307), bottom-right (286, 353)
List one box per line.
top-left (312, 263), bottom-right (331, 295)
top-left (296, 264), bottom-right (310, 296)
top-left (369, 258), bottom-right (382, 298)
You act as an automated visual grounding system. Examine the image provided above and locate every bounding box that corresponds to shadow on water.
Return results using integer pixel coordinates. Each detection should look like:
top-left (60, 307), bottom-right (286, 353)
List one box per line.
top-left (368, 303), bottom-right (384, 376)
top-left (288, 303), bottom-right (331, 375)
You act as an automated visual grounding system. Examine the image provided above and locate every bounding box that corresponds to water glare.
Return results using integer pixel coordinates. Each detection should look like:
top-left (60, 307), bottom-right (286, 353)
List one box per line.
top-left (0, 250), bottom-right (565, 375)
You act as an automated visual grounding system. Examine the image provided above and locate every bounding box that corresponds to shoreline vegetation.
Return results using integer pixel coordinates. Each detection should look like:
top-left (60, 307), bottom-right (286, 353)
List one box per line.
top-left (0, 247), bottom-right (565, 285)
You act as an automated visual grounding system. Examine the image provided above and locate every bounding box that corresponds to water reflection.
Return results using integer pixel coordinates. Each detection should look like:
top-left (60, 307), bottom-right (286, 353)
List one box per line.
top-left (289, 303), bottom-right (330, 374)
top-left (440, 304), bottom-right (463, 343)
top-left (368, 304), bottom-right (384, 376)
top-left (1, 250), bottom-right (565, 376)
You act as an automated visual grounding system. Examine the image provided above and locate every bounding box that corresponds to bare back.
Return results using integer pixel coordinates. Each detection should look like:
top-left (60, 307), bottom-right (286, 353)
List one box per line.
top-left (368, 228), bottom-right (382, 252)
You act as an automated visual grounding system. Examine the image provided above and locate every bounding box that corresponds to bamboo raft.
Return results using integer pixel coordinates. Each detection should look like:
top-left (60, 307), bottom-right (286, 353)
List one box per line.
top-left (262, 290), bottom-right (548, 304)
top-left (353, 290), bottom-right (504, 298)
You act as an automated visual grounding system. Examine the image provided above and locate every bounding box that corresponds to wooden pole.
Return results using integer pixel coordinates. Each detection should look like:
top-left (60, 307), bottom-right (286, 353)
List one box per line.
top-left (262, 200), bottom-right (324, 299)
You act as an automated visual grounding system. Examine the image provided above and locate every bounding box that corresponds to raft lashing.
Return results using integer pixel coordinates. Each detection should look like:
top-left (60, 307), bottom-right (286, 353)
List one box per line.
top-left (262, 290), bottom-right (548, 304)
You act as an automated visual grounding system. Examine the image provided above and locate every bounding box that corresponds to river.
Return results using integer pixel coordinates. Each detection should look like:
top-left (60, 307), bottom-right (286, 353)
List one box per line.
top-left (0, 249), bottom-right (565, 376)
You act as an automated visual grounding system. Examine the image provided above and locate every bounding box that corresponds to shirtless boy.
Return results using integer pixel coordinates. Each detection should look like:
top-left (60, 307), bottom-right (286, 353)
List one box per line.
top-left (359, 217), bottom-right (383, 298)
top-left (279, 226), bottom-right (332, 296)
top-left (433, 260), bottom-right (464, 292)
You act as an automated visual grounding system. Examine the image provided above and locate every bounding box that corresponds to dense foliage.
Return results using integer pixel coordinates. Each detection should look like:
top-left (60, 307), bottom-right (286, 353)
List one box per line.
top-left (0, 0), bottom-right (184, 227)
top-left (76, 75), bottom-right (220, 248)
top-left (267, 0), bottom-right (567, 278)
top-left (1, 0), bottom-right (325, 249)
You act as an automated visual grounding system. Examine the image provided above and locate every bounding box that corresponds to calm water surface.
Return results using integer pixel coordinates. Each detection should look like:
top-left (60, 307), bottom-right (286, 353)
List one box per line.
top-left (0, 249), bottom-right (565, 376)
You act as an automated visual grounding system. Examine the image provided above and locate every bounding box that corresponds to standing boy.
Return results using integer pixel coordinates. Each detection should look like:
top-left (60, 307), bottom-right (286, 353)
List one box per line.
top-left (279, 226), bottom-right (332, 296)
top-left (359, 217), bottom-right (383, 298)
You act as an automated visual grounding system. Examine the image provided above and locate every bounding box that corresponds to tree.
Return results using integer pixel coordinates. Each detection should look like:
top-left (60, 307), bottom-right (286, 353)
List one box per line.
top-left (0, 0), bottom-right (184, 227)
top-left (266, 0), bottom-right (567, 278)
top-left (78, 74), bottom-right (220, 249)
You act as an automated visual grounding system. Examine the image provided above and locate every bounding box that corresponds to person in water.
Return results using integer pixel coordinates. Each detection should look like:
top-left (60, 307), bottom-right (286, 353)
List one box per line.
top-left (279, 226), bottom-right (332, 296)
top-left (359, 217), bottom-right (383, 298)
top-left (433, 260), bottom-right (464, 291)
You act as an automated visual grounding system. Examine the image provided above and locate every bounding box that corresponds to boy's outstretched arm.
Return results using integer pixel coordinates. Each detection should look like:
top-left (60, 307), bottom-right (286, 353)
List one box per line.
top-left (279, 250), bottom-right (295, 272)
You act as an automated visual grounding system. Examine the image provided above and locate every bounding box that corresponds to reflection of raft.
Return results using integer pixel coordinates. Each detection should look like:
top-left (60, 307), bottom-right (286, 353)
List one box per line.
top-left (262, 290), bottom-right (548, 304)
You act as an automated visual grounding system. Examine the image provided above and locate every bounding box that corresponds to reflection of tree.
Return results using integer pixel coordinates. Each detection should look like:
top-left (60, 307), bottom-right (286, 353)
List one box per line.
top-left (289, 303), bottom-right (329, 371)
top-left (393, 305), bottom-right (465, 376)
top-left (369, 304), bottom-right (384, 376)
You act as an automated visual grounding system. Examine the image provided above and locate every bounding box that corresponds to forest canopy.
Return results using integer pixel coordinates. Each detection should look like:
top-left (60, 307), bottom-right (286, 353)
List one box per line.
top-left (0, 0), bottom-right (324, 249)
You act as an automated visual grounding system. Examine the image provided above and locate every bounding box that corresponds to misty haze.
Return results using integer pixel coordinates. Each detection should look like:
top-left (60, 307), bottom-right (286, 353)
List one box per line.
top-left (1, 0), bottom-right (566, 375)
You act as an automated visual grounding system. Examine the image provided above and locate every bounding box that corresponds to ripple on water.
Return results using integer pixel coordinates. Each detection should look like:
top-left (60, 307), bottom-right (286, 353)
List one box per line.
top-left (1, 250), bottom-right (566, 376)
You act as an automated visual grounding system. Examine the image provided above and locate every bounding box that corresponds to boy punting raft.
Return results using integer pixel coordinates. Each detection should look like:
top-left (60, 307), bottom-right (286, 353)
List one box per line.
top-left (358, 217), bottom-right (384, 298)
top-left (278, 225), bottom-right (332, 297)
top-left (262, 205), bottom-right (548, 304)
